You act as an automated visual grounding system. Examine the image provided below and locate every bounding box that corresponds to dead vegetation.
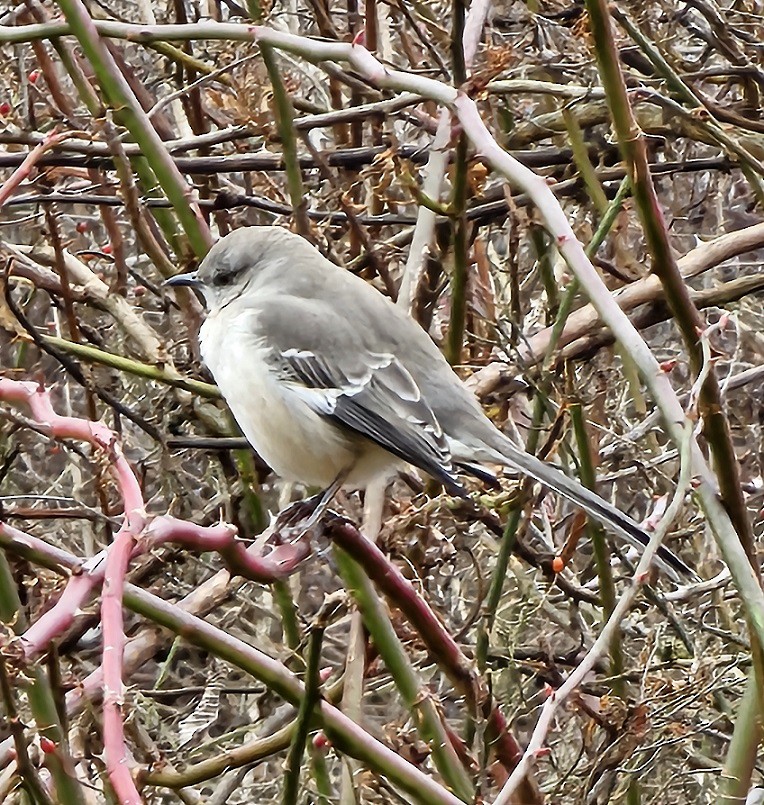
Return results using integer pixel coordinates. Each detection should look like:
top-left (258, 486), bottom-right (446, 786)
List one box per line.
top-left (0, 0), bottom-right (763, 803)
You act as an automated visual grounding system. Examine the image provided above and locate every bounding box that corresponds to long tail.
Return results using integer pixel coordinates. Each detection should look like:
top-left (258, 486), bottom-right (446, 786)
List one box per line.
top-left (474, 437), bottom-right (695, 580)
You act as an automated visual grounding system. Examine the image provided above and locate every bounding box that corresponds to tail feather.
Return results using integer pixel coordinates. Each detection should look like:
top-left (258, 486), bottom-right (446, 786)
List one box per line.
top-left (469, 436), bottom-right (695, 580)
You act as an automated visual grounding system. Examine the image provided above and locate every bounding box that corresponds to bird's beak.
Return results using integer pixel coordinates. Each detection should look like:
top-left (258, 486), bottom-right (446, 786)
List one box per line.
top-left (165, 271), bottom-right (202, 289)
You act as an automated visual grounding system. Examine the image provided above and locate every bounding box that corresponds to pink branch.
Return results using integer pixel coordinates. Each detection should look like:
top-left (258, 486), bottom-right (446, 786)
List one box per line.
top-left (17, 514), bottom-right (307, 660)
top-left (0, 131), bottom-right (80, 209)
top-left (0, 379), bottom-right (145, 804)
top-left (21, 550), bottom-right (107, 655)
top-left (0, 380), bottom-right (314, 804)
top-left (101, 518), bottom-right (143, 805)
top-left (143, 516), bottom-right (311, 579)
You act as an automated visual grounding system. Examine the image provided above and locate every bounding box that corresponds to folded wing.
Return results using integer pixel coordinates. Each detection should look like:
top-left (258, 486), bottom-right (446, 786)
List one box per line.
top-left (277, 348), bottom-right (467, 496)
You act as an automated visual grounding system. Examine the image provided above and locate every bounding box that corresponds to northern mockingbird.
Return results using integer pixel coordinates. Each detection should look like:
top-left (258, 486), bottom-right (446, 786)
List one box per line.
top-left (167, 226), bottom-right (691, 578)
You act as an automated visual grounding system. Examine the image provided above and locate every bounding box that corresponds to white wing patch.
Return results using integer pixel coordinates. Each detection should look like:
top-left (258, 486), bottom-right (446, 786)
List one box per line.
top-left (274, 347), bottom-right (463, 494)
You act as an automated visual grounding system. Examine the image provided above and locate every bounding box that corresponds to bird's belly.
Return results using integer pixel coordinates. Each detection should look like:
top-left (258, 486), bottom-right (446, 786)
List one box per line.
top-left (201, 319), bottom-right (362, 487)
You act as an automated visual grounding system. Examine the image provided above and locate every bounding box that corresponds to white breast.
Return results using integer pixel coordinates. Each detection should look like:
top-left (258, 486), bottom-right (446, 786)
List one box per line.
top-left (199, 309), bottom-right (361, 487)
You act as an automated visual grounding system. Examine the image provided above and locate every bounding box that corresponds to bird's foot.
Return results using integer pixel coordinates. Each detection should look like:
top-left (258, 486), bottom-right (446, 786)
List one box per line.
top-left (272, 493), bottom-right (326, 536)
top-left (271, 476), bottom-right (345, 541)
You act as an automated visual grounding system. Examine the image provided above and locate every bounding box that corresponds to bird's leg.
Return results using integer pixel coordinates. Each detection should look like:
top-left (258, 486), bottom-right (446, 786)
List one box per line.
top-left (301, 473), bottom-right (347, 529)
top-left (272, 471), bottom-right (348, 538)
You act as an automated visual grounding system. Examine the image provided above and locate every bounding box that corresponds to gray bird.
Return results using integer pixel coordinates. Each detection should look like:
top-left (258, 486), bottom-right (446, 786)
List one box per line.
top-left (166, 226), bottom-right (691, 578)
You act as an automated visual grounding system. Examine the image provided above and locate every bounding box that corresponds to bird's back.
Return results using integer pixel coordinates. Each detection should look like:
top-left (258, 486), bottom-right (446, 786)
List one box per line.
top-left (247, 236), bottom-right (498, 447)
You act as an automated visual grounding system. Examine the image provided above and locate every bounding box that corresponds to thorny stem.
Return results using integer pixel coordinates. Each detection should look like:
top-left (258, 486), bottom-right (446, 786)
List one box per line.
top-left (494, 420), bottom-right (695, 804)
top-left (585, 0), bottom-right (764, 714)
top-left (335, 545), bottom-right (475, 802)
top-left (282, 616), bottom-right (325, 805)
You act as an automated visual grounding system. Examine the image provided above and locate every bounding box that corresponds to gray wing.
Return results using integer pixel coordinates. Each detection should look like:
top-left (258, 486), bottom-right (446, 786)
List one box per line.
top-left (275, 347), bottom-right (467, 496)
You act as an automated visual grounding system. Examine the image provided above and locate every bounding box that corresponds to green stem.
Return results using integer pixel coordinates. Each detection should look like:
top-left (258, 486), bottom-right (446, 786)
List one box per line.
top-left (149, 40), bottom-right (231, 80)
top-left (310, 741), bottom-right (334, 804)
top-left (41, 336), bottom-right (220, 398)
top-left (282, 621), bottom-right (324, 805)
top-left (475, 392), bottom-right (546, 676)
top-left (543, 177), bottom-right (631, 370)
top-left (451, 0), bottom-right (467, 85)
top-left (55, 0), bottom-right (211, 257)
top-left (562, 107), bottom-right (608, 215)
top-left (718, 671), bottom-right (762, 804)
top-left (273, 580), bottom-right (301, 653)
top-left (531, 225), bottom-right (558, 322)
top-left (261, 44), bottom-right (311, 238)
top-left (147, 722), bottom-right (293, 788)
top-left (569, 400), bottom-right (623, 691)
top-left (334, 546), bottom-right (475, 802)
top-left (0, 659), bottom-right (55, 805)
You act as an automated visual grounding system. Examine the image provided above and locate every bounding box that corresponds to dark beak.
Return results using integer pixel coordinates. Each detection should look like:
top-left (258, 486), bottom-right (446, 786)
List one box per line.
top-left (165, 271), bottom-right (202, 289)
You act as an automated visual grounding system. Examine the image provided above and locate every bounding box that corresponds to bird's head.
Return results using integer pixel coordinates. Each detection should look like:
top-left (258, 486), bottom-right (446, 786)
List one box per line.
top-left (165, 226), bottom-right (301, 310)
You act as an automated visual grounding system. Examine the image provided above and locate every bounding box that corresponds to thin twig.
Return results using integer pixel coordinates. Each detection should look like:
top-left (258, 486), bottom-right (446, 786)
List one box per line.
top-left (493, 420), bottom-right (695, 804)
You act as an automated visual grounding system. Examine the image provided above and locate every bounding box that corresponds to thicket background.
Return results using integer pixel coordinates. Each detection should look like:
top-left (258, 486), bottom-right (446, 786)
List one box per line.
top-left (0, 0), bottom-right (763, 803)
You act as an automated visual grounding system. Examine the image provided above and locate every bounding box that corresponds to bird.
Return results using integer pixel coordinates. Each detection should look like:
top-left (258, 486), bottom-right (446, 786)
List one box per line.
top-left (166, 226), bottom-right (692, 578)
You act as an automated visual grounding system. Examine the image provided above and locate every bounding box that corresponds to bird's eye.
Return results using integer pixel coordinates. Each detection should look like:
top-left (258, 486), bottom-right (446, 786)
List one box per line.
top-left (214, 272), bottom-right (235, 287)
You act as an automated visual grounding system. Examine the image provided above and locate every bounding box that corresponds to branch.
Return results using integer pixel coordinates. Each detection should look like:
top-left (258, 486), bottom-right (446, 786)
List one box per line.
top-left (493, 420), bottom-right (694, 804)
top-left (0, 523), bottom-right (465, 805)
